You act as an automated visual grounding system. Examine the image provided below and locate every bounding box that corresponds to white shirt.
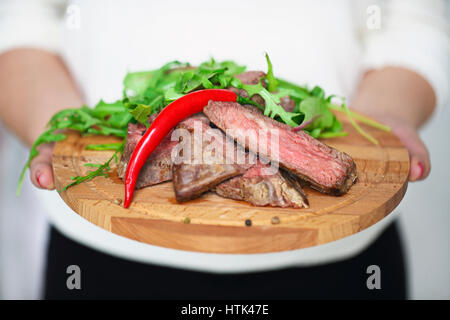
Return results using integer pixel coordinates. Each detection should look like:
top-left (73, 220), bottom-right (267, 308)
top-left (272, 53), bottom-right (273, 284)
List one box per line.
top-left (0, 0), bottom-right (449, 299)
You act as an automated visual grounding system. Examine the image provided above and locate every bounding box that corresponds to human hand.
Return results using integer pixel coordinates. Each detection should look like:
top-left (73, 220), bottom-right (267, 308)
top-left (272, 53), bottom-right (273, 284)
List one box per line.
top-left (0, 49), bottom-right (83, 192)
top-left (29, 143), bottom-right (55, 190)
top-left (369, 114), bottom-right (430, 182)
top-left (351, 67), bottom-right (435, 182)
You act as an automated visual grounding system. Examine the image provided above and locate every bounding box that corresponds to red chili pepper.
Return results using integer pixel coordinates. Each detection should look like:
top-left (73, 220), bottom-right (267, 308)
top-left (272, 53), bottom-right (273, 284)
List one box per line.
top-left (123, 89), bottom-right (237, 208)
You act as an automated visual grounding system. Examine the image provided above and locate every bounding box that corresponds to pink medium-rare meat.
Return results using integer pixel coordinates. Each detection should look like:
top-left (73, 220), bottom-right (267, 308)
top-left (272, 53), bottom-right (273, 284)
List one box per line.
top-left (203, 101), bottom-right (357, 195)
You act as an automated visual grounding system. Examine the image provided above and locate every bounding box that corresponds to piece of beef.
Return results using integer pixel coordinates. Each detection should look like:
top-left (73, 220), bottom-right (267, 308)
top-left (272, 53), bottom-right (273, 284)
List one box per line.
top-left (172, 115), bottom-right (253, 202)
top-left (215, 162), bottom-right (309, 208)
top-left (279, 96), bottom-right (296, 112)
top-left (203, 101), bottom-right (357, 195)
top-left (235, 71), bottom-right (267, 85)
top-left (117, 115), bottom-right (177, 189)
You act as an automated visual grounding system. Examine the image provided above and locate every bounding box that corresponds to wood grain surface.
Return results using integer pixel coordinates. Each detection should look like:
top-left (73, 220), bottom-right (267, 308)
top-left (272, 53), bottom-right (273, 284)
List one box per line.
top-left (52, 112), bottom-right (410, 254)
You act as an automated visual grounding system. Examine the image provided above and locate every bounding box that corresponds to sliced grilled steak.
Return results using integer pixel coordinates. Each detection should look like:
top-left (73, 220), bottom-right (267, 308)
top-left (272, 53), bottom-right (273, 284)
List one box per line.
top-left (215, 162), bottom-right (309, 208)
top-left (203, 101), bottom-right (357, 195)
top-left (172, 115), bottom-right (253, 202)
top-left (117, 115), bottom-right (177, 189)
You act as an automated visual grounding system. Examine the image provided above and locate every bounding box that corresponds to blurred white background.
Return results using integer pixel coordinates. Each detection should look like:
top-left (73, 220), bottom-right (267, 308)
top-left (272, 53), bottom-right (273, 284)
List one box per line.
top-left (393, 0), bottom-right (450, 299)
top-left (397, 102), bottom-right (450, 299)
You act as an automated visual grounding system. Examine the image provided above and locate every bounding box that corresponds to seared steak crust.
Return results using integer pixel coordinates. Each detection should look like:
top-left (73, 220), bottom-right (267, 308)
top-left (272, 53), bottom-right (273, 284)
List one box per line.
top-left (215, 162), bottom-right (309, 208)
top-left (172, 115), bottom-right (252, 202)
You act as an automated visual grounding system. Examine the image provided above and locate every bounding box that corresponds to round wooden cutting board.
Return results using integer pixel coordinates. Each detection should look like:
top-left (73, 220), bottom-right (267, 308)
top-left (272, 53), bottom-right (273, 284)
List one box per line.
top-left (52, 112), bottom-right (409, 254)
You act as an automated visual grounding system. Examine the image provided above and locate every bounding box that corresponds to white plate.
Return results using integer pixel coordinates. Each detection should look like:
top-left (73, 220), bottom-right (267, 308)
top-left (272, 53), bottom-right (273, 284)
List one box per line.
top-left (38, 188), bottom-right (398, 273)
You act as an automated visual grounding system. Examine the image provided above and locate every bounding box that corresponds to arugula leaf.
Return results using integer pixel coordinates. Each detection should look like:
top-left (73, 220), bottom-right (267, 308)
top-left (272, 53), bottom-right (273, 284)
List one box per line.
top-left (319, 131), bottom-right (348, 138)
top-left (298, 97), bottom-right (334, 129)
top-left (123, 70), bottom-right (156, 99)
top-left (91, 100), bottom-right (127, 118)
top-left (329, 115), bottom-right (342, 133)
top-left (276, 78), bottom-right (311, 101)
top-left (85, 143), bottom-right (124, 151)
top-left (60, 143), bottom-right (124, 192)
top-left (310, 86), bottom-right (325, 99)
top-left (85, 125), bottom-right (127, 138)
top-left (129, 104), bottom-right (152, 127)
top-left (327, 101), bottom-right (391, 132)
top-left (105, 112), bottom-right (133, 129)
top-left (84, 163), bottom-right (103, 168)
top-left (164, 87), bottom-right (184, 102)
top-left (90, 100), bottom-right (133, 129)
top-left (147, 61), bottom-right (184, 89)
top-left (309, 127), bottom-right (322, 138)
top-left (123, 61), bottom-right (185, 99)
top-left (123, 59), bottom-right (246, 122)
top-left (242, 83), bottom-right (300, 127)
top-left (178, 59), bottom-right (245, 94)
top-left (340, 102), bottom-right (379, 145)
top-left (265, 53), bottom-right (278, 92)
top-left (218, 60), bottom-right (246, 76)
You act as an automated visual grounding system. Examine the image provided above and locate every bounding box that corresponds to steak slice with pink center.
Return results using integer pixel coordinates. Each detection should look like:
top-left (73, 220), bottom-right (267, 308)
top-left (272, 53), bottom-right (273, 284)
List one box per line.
top-left (203, 101), bottom-right (357, 195)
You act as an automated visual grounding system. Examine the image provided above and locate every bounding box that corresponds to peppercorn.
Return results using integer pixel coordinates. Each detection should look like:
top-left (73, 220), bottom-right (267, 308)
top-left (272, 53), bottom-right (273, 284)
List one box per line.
top-left (271, 216), bottom-right (280, 225)
top-left (245, 219), bottom-right (252, 227)
top-left (183, 217), bottom-right (191, 224)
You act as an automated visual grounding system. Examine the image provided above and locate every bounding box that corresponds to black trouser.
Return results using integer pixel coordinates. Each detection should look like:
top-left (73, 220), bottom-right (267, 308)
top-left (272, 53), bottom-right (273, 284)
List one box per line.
top-left (44, 221), bottom-right (407, 299)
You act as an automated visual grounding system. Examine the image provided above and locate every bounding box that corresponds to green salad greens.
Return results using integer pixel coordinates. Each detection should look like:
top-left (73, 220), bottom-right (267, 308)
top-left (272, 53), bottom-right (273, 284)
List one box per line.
top-left (17, 54), bottom-right (390, 195)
